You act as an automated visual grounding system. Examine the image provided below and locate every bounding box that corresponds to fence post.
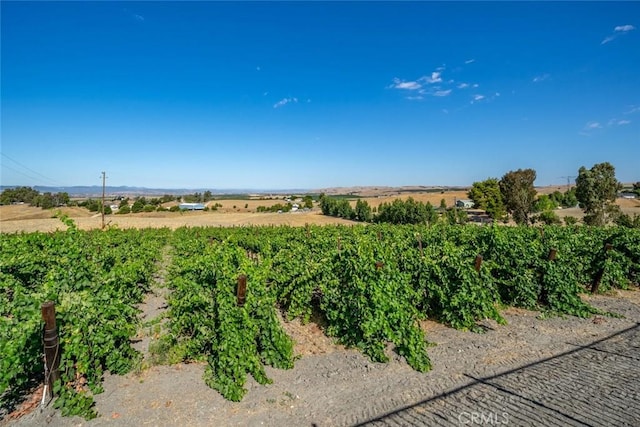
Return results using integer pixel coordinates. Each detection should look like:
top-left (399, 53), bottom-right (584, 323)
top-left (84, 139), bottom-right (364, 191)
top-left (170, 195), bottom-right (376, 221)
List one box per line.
top-left (539, 248), bottom-right (557, 306)
top-left (417, 234), bottom-right (423, 257)
top-left (474, 254), bottom-right (483, 274)
top-left (41, 301), bottom-right (60, 398)
top-left (591, 243), bottom-right (613, 294)
top-left (237, 275), bottom-right (247, 306)
top-left (375, 261), bottom-right (384, 270)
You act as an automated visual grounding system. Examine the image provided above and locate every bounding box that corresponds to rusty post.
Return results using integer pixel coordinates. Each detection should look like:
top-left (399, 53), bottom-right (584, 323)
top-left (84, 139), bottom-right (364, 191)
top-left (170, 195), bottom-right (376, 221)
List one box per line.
top-left (41, 301), bottom-right (60, 397)
top-left (591, 244), bottom-right (613, 294)
top-left (237, 275), bottom-right (247, 306)
top-left (548, 248), bottom-right (557, 261)
top-left (474, 254), bottom-right (483, 273)
top-left (375, 261), bottom-right (384, 270)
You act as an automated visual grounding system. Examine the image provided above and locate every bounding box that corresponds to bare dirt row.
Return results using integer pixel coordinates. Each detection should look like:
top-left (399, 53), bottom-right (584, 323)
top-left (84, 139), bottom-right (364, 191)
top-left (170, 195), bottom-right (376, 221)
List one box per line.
top-left (7, 289), bottom-right (640, 427)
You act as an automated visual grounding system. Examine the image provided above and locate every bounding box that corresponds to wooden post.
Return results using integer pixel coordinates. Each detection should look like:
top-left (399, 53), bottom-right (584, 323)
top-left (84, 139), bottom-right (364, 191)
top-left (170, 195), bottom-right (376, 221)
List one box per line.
top-left (237, 275), bottom-right (247, 306)
top-left (101, 171), bottom-right (106, 230)
top-left (337, 237), bottom-right (341, 253)
top-left (375, 261), bottom-right (384, 270)
top-left (41, 301), bottom-right (60, 397)
top-left (377, 230), bottom-right (382, 241)
top-left (591, 244), bottom-right (613, 294)
top-left (417, 234), bottom-right (423, 257)
top-left (474, 255), bottom-right (483, 273)
top-left (539, 248), bottom-right (557, 306)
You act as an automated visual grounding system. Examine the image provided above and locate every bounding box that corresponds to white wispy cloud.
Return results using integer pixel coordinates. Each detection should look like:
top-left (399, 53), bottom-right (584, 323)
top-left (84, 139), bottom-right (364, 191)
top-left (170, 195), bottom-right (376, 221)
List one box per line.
top-left (601, 24), bottom-right (635, 44)
top-left (434, 90), bottom-right (452, 97)
top-left (580, 121), bottom-right (603, 137)
top-left (420, 71), bottom-right (443, 84)
top-left (615, 24), bottom-right (635, 32)
top-left (624, 105), bottom-right (640, 115)
top-left (465, 59), bottom-right (475, 64)
top-left (389, 64), bottom-right (498, 104)
top-left (389, 68), bottom-right (447, 98)
top-left (585, 121), bottom-right (602, 130)
top-left (601, 35), bottom-right (615, 45)
top-left (134, 14), bottom-right (145, 21)
top-left (533, 73), bottom-right (550, 83)
top-left (468, 92), bottom-right (501, 106)
top-left (390, 78), bottom-right (422, 90)
top-left (273, 97), bottom-right (298, 108)
top-left (608, 118), bottom-right (631, 126)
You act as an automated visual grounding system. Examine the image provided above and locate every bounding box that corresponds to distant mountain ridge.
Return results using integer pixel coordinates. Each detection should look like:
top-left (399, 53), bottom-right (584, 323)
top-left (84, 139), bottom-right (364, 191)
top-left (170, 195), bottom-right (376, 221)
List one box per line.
top-left (0, 185), bottom-right (310, 197)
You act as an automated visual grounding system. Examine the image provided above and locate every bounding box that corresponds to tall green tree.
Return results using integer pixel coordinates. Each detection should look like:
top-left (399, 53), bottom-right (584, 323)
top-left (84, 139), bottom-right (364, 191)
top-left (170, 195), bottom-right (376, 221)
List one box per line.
top-left (375, 197), bottom-right (437, 225)
top-left (0, 186), bottom-right (40, 205)
top-left (468, 178), bottom-right (506, 220)
top-left (355, 199), bottom-right (372, 222)
top-left (499, 169), bottom-right (537, 225)
top-left (575, 162), bottom-right (622, 225)
top-left (302, 195), bottom-right (314, 209)
top-left (533, 194), bottom-right (558, 213)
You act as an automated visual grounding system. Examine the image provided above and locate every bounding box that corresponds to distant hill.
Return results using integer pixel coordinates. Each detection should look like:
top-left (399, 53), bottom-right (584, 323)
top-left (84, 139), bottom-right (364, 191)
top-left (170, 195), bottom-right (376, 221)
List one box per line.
top-left (0, 185), bottom-right (310, 197)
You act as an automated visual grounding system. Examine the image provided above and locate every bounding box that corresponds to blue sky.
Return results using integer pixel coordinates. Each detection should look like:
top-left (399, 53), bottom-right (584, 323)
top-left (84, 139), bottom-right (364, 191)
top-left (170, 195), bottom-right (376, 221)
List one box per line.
top-left (2, 1), bottom-right (638, 189)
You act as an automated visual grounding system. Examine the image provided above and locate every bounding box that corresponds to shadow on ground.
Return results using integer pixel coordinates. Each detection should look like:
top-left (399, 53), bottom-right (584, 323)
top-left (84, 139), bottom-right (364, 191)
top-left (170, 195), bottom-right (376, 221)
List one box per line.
top-left (356, 323), bottom-right (640, 426)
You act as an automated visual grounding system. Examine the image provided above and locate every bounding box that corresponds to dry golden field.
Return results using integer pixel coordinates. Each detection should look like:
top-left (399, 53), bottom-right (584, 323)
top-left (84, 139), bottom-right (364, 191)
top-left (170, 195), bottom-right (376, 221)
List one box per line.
top-left (1, 188), bottom-right (638, 233)
top-left (0, 205), bottom-right (356, 233)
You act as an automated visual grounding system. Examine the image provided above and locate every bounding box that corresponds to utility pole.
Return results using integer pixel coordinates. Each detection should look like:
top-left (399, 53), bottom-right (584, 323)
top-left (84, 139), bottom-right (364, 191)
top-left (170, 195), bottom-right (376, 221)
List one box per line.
top-left (559, 176), bottom-right (577, 190)
top-left (101, 171), bottom-right (106, 229)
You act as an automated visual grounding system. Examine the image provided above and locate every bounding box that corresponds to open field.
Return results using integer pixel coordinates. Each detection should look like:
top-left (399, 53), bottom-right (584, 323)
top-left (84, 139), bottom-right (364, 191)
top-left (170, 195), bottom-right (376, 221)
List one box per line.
top-left (0, 206), bottom-right (356, 233)
top-left (2, 188), bottom-right (639, 233)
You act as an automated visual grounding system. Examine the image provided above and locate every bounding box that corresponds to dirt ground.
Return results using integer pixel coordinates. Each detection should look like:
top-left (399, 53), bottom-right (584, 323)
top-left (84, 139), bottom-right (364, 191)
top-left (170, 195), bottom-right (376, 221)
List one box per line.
top-left (5, 286), bottom-right (640, 427)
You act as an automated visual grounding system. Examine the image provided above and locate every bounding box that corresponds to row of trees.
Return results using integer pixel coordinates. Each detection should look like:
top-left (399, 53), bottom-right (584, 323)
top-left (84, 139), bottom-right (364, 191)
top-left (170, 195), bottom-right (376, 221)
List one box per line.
top-left (469, 162), bottom-right (628, 226)
top-left (320, 197), bottom-right (372, 221)
top-left (0, 186), bottom-right (70, 208)
top-left (320, 195), bottom-right (468, 225)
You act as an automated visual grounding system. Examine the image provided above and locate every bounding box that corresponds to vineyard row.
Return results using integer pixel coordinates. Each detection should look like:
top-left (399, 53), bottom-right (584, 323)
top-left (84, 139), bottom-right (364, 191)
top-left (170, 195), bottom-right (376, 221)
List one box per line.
top-left (1, 223), bottom-right (639, 417)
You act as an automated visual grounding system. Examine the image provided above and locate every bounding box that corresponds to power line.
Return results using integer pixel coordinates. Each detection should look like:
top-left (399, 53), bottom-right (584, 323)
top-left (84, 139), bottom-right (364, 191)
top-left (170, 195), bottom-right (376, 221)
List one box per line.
top-left (1, 162), bottom-right (44, 184)
top-left (101, 171), bottom-right (106, 229)
top-left (558, 176), bottom-right (577, 189)
top-left (1, 152), bottom-right (63, 186)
